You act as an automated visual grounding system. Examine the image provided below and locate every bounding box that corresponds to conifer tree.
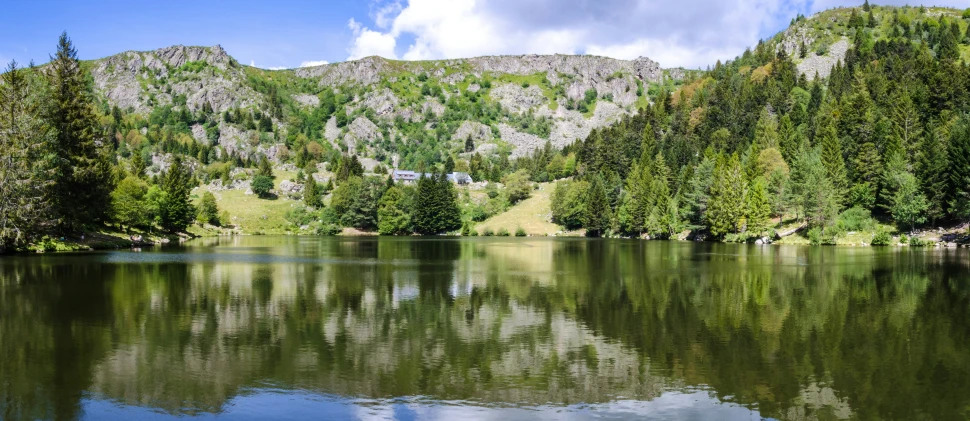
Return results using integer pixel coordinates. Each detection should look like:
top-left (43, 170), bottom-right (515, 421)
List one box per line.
top-left (583, 174), bottom-right (611, 237)
top-left (754, 108), bottom-right (779, 150)
top-left (47, 32), bottom-right (114, 230)
top-left (948, 118), bottom-right (970, 222)
top-left (303, 176), bottom-right (322, 209)
top-left (917, 126), bottom-right (949, 225)
top-left (707, 153), bottom-right (746, 236)
top-left (160, 156), bottom-right (194, 232)
top-left (0, 60), bottom-right (53, 251)
top-left (799, 148), bottom-right (840, 227)
top-left (818, 120), bottom-right (848, 200)
top-left (745, 177), bottom-right (773, 235)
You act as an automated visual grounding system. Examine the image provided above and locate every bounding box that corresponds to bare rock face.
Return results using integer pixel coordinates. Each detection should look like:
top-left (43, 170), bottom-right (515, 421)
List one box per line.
top-left (324, 116), bottom-right (341, 143)
top-left (499, 124), bottom-right (547, 158)
top-left (452, 121), bottom-right (493, 143)
top-left (295, 56), bottom-right (390, 86)
top-left (292, 94), bottom-right (320, 108)
top-left (344, 116), bottom-right (383, 155)
top-left (357, 88), bottom-right (399, 117)
top-left (91, 45), bottom-right (253, 114)
top-left (797, 38), bottom-right (849, 80)
top-left (490, 83), bottom-right (547, 114)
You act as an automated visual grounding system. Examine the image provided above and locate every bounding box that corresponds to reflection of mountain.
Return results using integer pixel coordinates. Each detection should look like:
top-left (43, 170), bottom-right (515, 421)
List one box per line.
top-left (1, 238), bottom-right (969, 420)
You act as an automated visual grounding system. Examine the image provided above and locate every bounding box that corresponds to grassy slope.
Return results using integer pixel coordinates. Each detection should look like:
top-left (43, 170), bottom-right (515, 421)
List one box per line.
top-left (474, 183), bottom-right (560, 236)
top-left (191, 170), bottom-right (301, 235)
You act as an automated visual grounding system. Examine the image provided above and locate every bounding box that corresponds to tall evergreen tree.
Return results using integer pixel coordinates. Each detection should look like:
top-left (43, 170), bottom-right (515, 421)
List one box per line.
top-left (745, 177), bottom-right (773, 235)
top-left (818, 120), bottom-right (848, 200)
top-left (160, 156), bottom-right (193, 232)
top-left (583, 174), bottom-right (611, 237)
top-left (948, 118), bottom-right (970, 222)
top-left (47, 32), bottom-right (114, 230)
top-left (917, 126), bottom-right (949, 225)
top-left (303, 176), bottom-right (322, 209)
top-left (0, 60), bottom-right (54, 251)
top-left (707, 153), bottom-right (746, 236)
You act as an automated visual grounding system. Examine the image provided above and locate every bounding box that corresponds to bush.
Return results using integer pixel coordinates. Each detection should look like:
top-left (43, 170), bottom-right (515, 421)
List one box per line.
top-left (497, 228), bottom-right (510, 236)
top-left (909, 237), bottom-right (935, 247)
top-left (251, 175), bottom-right (274, 198)
top-left (871, 231), bottom-right (892, 246)
top-left (837, 206), bottom-right (875, 232)
top-left (515, 227), bottom-right (527, 237)
top-left (808, 227), bottom-right (838, 245)
top-left (482, 228), bottom-right (495, 236)
top-left (314, 223), bottom-right (342, 236)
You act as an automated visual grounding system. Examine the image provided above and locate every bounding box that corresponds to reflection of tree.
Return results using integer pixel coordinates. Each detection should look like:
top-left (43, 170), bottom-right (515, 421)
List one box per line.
top-left (1, 239), bottom-right (969, 420)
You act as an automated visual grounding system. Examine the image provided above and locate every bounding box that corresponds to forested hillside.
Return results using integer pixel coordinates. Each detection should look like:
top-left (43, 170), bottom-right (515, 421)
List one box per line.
top-left (1, 3), bottom-right (969, 251)
top-left (553, 3), bottom-right (970, 244)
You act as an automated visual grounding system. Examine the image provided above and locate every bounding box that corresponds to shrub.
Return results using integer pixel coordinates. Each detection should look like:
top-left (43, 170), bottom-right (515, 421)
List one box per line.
top-left (808, 227), bottom-right (838, 245)
top-left (837, 206), bottom-right (875, 232)
top-left (909, 237), bottom-right (935, 247)
top-left (871, 230), bottom-right (892, 246)
top-left (251, 175), bottom-right (274, 198)
top-left (515, 227), bottom-right (527, 237)
top-left (314, 223), bottom-right (342, 236)
top-left (482, 227), bottom-right (495, 236)
top-left (497, 228), bottom-right (510, 236)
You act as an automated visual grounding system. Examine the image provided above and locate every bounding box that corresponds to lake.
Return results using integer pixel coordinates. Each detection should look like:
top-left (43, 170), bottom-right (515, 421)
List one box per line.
top-left (1, 236), bottom-right (968, 420)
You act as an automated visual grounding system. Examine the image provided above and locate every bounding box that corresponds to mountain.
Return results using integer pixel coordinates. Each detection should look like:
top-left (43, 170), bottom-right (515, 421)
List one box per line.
top-left (86, 45), bottom-right (696, 169)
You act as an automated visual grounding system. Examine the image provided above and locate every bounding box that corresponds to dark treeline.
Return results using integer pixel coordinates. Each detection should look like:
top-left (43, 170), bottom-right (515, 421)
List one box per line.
top-left (550, 6), bottom-right (970, 242)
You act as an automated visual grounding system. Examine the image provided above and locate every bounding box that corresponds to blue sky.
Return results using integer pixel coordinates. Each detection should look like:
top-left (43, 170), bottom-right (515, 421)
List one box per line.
top-left (0, 0), bottom-right (965, 69)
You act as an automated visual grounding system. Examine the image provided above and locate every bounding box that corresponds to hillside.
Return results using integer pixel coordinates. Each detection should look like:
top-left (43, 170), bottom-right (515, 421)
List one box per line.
top-left (85, 46), bottom-right (694, 172)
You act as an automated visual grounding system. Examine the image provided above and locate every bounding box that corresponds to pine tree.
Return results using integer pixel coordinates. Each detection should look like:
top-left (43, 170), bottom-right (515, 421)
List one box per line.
top-left (863, 0), bottom-right (871, 12)
top-left (160, 156), bottom-right (194, 232)
top-left (818, 120), bottom-right (848, 200)
top-left (707, 153), bottom-right (746, 236)
top-left (413, 171), bottom-right (461, 235)
top-left (256, 156), bottom-right (274, 178)
top-left (303, 176), bottom-right (322, 209)
top-left (948, 118), bottom-right (970, 222)
top-left (0, 60), bottom-right (54, 251)
top-left (47, 32), bottom-right (114, 230)
top-left (646, 152), bottom-right (673, 236)
top-left (583, 174), bottom-right (612, 237)
top-left (745, 177), bottom-right (773, 235)
top-left (800, 148), bottom-right (840, 227)
top-left (754, 108), bottom-right (779, 150)
top-left (917, 126), bottom-right (949, 225)
top-left (464, 135), bottom-right (474, 153)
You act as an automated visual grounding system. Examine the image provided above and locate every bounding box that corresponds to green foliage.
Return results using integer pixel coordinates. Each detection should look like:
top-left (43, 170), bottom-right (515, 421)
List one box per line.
top-left (49, 32), bottom-right (114, 230)
top-left (551, 180), bottom-right (588, 230)
top-left (413, 172), bottom-right (462, 235)
top-left (497, 227), bottom-right (510, 236)
top-left (160, 156), bottom-right (194, 232)
top-left (111, 176), bottom-right (150, 230)
top-left (871, 230), bottom-right (892, 246)
top-left (303, 177), bottom-right (322, 209)
top-left (836, 206), bottom-right (876, 233)
top-left (887, 170), bottom-right (928, 232)
top-left (707, 153), bottom-right (746, 236)
top-left (482, 227), bottom-right (495, 236)
top-left (503, 169), bottom-right (533, 204)
top-left (583, 174), bottom-right (611, 237)
top-left (514, 227), bottom-right (527, 237)
top-left (251, 175), bottom-right (274, 198)
top-left (745, 177), bottom-right (773, 235)
top-left (378, 186), bottom-right (413, 235)
top-left (196, 191), bottom-right (220, 226)
top-left (0, 60), bottom-right (54, 250)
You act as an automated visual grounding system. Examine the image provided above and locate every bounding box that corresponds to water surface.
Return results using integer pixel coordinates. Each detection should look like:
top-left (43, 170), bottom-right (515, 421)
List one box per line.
top-left (1, 237), bottom-right (969, 420)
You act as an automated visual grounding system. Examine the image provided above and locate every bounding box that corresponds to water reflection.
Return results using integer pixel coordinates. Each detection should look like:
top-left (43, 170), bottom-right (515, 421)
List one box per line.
top-left (1, 237), bottom-right (969, 420)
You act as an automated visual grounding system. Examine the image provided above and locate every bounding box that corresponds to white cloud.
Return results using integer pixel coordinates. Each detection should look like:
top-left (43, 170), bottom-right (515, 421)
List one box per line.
top-left (300, 60), bottom-right (329, 67)
top-left (347, 18), bottom-right (399, 60)
top-left (344, 0), bottom-right (970, 67)
top-left (345, 0), bottom-right (813, 67)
